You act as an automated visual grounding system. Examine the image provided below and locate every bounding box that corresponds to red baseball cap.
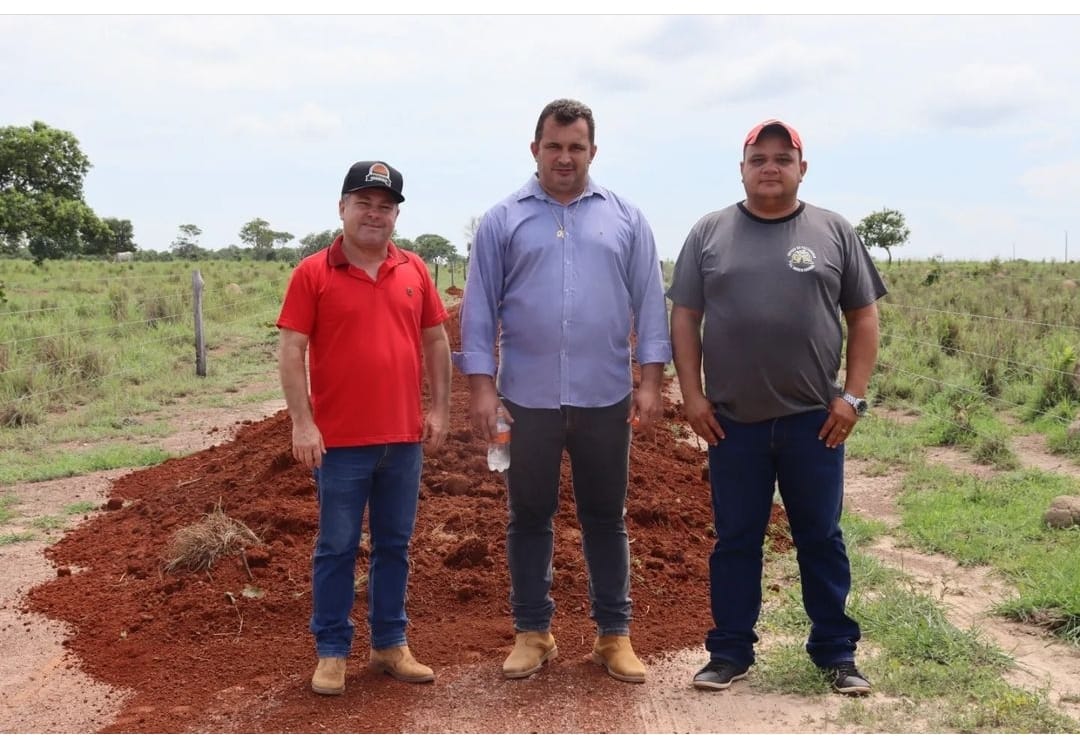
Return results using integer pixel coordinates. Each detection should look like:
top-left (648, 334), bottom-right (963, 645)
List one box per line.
top-left (744, 119), bottom-right (803, 152)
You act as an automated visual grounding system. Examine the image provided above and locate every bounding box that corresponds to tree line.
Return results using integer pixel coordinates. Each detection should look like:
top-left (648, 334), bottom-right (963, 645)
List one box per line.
top-left (1, 120), bottom-right (908, 267)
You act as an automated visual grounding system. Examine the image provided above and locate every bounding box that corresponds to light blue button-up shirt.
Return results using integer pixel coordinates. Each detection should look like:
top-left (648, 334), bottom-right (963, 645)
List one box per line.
top-left (453, 176), bottom-right (672, 409)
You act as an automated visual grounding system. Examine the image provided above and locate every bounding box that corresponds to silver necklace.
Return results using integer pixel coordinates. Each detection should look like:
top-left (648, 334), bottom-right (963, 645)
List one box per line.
top-left (548, 197), bottom-right (583, 239)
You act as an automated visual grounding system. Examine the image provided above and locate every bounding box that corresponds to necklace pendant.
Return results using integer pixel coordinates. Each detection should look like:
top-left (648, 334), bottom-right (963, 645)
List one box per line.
top-left (556, 228), bottom-right (565, 239)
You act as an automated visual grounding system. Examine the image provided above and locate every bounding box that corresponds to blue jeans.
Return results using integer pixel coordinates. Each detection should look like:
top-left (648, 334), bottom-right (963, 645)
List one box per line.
top-left (502, 395), bottom-right (633, 637)
top-left (705, 409), bottom-right (861, 668)
top-left (310, 444), bottom-right (422, 657)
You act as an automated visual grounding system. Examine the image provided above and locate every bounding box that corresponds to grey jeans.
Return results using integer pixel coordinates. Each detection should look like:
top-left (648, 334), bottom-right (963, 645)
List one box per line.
top-left (502, 394), bottom-right (633, 636)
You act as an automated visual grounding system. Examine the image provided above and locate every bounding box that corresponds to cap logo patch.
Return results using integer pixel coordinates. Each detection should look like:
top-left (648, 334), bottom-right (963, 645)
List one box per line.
top-left (365, 163), bottom-right (393, 188)
top-left (787, 246), bottom-right (816, 273)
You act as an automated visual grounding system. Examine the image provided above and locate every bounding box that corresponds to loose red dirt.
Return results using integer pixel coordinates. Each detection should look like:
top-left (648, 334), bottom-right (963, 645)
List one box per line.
top-left (25, 308), bottom-right (790, 733)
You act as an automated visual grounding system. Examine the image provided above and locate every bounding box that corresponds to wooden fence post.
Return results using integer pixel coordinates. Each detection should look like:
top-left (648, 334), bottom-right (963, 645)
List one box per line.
top-left (193, 269), bottom-right (206, 377)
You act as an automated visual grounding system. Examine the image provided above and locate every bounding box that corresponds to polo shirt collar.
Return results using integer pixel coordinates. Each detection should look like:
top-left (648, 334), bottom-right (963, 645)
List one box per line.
top-left (326, 234), bottom-right (408, 268)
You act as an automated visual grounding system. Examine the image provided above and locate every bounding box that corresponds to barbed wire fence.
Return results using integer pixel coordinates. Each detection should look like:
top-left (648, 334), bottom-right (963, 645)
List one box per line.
top-left (0, 268), bottom-right (285, 427)
top-left (1, 282), bottom-right (1078, 464)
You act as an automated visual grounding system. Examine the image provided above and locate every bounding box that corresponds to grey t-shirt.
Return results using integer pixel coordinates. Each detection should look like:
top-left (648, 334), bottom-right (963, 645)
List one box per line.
top-left (667, 202), bottom-right (887, 423)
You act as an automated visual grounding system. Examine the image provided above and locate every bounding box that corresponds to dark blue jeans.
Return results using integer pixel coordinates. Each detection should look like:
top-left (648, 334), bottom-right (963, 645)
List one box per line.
top-left (706, 409), bottom-right (861, 668)
top-left (502, 395), bottom-right (633, 637)
top-left (310, 444), bottom-right (422, 657)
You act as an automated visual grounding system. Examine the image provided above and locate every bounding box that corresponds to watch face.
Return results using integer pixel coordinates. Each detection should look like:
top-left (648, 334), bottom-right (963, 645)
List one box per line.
top-left (855, 399), bottom-right (869, 415)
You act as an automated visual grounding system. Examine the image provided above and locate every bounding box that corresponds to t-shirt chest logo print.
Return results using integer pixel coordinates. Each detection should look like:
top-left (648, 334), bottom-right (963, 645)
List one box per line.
top-left (787, 246), bottom-right (817, 273)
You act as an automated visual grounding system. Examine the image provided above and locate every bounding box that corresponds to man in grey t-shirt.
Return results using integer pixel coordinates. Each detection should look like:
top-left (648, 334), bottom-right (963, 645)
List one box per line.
top-left (668, 119), bottom-right (887, 696)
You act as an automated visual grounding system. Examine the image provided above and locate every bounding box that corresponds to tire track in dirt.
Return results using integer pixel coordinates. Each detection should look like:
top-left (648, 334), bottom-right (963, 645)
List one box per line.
top-left (850, 428), bottom-right (1080, 723)
top-left (4, 392), bottom-right (1078, 733)
top-left (0, 399), bottom-right (286, 734)
top-left (0, 472), bottom-right (132, 733)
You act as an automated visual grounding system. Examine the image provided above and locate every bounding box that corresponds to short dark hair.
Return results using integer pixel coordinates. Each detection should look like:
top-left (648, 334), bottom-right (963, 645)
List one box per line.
top-left (534, 99), bottom-right (595, 144)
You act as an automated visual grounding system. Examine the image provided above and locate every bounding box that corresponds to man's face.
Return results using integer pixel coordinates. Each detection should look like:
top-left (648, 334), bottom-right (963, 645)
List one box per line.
top-left (338, 189), bottom-right (399, 250)
top-left (740, 134), bottom-right (807, 208)
top-left (530, 115), bottom-right (597, 203)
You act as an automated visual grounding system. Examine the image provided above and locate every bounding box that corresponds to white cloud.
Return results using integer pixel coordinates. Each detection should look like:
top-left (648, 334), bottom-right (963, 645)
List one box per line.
top-left (4, 14), bottom-right (1078, 262)
top-left (1018, 160), bottom-right (1080, 204)
top-left (227, 103), bottom-right (343, 139)
top-left (927, 63), bottom-right (1049, 128)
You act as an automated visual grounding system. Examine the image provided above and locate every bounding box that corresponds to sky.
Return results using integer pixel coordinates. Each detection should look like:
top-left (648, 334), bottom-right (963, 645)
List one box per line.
top-left (3, 9), bottom-right (1079, 263)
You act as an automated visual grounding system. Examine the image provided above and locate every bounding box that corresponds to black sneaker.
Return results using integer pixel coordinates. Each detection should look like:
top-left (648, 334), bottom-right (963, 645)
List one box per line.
top-left (823, 662), bottom-right (871, 695)
top-left (692, 659), bottom-right (749, 690)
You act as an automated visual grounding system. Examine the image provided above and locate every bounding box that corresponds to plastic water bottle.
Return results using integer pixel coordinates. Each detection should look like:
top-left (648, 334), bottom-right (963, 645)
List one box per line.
top-left (487, 406), bottom-right (511, 472)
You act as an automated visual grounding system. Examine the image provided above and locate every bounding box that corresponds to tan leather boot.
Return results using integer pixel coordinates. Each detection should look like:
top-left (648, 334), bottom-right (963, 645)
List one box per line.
top-left (369, 645), bottom-right (435, 683)
top-left (591, 635), bottom-right (646, 683)
top-left (311, 656), bottom-right (346, 695)
top-left (502, 631), bottom-right (558, 679)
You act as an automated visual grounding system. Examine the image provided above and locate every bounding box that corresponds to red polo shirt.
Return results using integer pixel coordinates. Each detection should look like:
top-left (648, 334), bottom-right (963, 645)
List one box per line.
top-left (276, 236), bottom-right (449, 447)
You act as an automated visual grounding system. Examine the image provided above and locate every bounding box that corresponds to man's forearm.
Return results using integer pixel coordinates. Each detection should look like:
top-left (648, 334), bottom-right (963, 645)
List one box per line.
top-left (423, 334), bottom-right (452, 414)
top-left (670, 307), bottom-right (706, 400)
top-left (279, 345), bottom-right (314, 425)
top-left (639, 362), bottom-right (664, 393)
top-left (844, 306), bottom-right (880, 397)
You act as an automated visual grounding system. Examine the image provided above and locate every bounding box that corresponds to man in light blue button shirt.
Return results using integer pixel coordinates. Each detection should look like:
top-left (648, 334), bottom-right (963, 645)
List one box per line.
top-left (454, 98), bottom-right (671, 684)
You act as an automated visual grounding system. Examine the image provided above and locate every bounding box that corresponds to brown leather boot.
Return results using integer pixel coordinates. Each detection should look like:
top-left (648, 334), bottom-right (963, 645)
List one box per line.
top-left (369, 645), bottom-right (435, 683)
top-left (502, 631), bottom-right (558, 679)
top-left (311, 656), bottom-right (346, 695)
top-left (591, 635), bottom-right (646, 683)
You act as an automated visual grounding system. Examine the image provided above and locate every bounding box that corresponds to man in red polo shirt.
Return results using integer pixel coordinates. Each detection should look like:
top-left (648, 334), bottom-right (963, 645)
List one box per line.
top-left (277, 160), bottom-right (451, 696)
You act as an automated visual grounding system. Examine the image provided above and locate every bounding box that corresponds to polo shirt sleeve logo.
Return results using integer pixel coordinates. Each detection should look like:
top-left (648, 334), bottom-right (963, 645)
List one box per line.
top-left (406, 286), bottom-right (413, 296)
top-left (366, 162), bottom-right (393, 188)
top-left (787, 246), bottom-right (817, 273)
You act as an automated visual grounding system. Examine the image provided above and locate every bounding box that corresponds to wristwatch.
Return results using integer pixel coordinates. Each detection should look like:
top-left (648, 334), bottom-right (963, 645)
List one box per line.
top-left (841, 391), bottom-right (869, 417)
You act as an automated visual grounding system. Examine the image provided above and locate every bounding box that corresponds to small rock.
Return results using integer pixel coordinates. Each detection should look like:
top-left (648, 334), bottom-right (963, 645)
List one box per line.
top-left (1068, 418), bottom-right (1080, 440)
top-left (245, 547), bottom-right (271, 567)
top-left (1044, 495), bottom-right (1080, 529)
top-left (105, 497), bottom-right (124, 511)
top-left (443, 475), bottom-right (471, 496)
top-left (56, 566), bottom-right (72, 577)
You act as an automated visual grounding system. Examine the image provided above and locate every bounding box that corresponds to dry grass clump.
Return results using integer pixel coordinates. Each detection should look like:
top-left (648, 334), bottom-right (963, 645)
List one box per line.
top-left (164, 505), bottom-right (259, 573)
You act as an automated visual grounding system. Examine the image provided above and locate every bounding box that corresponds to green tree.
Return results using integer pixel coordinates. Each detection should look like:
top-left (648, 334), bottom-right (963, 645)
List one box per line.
top-left (101, 217), bottom-right (136, 255)
top-left (414, 233), bottom-right (457, 285)
top-left (170, 223), bottom-right (203, 258)
top-left (82, 216), bottom-right (135, 257)
top-left (0, 120), bottom-right (90, 200)
top-left (240, 217), bottom-right (294, 260)
top-left (414, 233), bottom-right (455, 263)
top-left (28, 235), bottom-right (64, 266)
top-left (462, 216), bottom-right (481, 281)
top-left (0, 121), bottom-right (104, 257)
top-left (299, 228), bottom-right (338, 258)
top-left (855, 207), bottom-right (910, 266)
top-left (393, 232), bottom-right (416, 254)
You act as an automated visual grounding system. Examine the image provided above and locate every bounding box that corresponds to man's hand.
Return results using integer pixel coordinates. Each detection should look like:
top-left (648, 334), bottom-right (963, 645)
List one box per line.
top-left (291, 420), bottom-right (326, 468)
top-left (819, 396), bottom-right (858, 449)
top-left (630, 362), bottom-right (665, 435)
top-left (468, 374), bottom-right (512, 442)
top-left (682, 392), bottom-right (725, 446)
top-left (423, 408), bottom-right (450, 454)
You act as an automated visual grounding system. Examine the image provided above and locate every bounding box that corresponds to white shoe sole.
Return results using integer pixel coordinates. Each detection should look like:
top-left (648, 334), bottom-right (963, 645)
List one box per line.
top-left (692, 670), bottom-right (748, 690)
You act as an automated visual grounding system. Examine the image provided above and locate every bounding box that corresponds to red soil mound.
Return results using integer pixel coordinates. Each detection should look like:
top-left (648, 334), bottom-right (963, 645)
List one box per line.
top-left (25, 306), bottom-right (791, 733)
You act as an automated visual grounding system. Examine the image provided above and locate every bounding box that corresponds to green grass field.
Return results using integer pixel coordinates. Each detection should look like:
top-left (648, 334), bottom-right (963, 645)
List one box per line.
top-left (2, 254), bottom-right (1080, 732)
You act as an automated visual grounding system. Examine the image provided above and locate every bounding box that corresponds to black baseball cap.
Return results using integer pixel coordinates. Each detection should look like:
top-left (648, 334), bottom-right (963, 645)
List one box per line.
top-left (341, 160), bottom-right (405, 203)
